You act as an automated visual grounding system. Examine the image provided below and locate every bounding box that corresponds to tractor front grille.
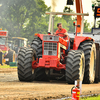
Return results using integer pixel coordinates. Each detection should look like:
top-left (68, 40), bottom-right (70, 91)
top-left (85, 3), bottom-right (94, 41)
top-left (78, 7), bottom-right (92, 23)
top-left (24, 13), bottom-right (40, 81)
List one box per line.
top-left (44, 42), bottom-right (57, 56)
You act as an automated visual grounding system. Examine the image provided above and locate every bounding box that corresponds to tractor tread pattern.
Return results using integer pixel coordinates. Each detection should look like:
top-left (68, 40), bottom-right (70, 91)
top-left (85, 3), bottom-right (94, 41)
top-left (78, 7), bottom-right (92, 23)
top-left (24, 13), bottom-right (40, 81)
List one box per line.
top-left (66, 50), bottom-right (84, 84)
top-left (18, 48), bottom-right (36, 81)
top-left (79, 41), bottom-right (95, 84)
top-left (31, 38), bottom-right (48, 81)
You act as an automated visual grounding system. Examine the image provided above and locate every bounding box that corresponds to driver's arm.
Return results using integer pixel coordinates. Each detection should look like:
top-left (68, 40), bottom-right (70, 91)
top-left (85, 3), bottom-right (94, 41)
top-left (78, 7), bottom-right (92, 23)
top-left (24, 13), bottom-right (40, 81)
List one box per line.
top-left (54, 32), bottom-right (56, 35)
top-left (64, 32), bottom-right (68, 36)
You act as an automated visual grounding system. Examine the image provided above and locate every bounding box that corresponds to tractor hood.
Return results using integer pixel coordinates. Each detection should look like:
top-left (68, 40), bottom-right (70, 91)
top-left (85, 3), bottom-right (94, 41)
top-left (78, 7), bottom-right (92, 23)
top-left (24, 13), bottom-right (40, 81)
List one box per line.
top-left (36, 34), bottom-right (68, 47)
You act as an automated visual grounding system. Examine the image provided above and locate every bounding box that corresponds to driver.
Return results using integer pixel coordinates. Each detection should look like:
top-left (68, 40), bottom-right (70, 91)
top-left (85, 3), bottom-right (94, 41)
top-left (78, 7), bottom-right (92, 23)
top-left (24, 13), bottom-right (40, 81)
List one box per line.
top-left (55, 23), bottom-right (68, 39)
top-left (55, 23), bottom-right (70, 53)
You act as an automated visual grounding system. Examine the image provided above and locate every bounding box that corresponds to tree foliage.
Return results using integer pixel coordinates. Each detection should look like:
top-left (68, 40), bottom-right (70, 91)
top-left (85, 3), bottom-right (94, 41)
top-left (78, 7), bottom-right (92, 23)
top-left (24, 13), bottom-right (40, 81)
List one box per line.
top-left (0, 0), bottom-right (91, 41)
top-left (0, 0), bottom-right (49, 40)
top-left (84, 20), bottom-right (91, 32)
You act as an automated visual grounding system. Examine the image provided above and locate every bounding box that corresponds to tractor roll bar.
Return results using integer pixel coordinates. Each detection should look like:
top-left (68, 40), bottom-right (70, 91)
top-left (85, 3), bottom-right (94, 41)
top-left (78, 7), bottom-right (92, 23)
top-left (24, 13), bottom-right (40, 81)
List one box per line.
top-left (46, 12), bottom-right (89, 16)
top-left (46, 12), bottom-right (89, 36)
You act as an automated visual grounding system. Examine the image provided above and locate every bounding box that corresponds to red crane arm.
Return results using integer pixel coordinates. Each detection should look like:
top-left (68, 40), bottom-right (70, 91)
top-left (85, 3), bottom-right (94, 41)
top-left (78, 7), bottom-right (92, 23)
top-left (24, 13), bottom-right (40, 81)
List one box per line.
top-left (75, 0), bottom-right (83, 33)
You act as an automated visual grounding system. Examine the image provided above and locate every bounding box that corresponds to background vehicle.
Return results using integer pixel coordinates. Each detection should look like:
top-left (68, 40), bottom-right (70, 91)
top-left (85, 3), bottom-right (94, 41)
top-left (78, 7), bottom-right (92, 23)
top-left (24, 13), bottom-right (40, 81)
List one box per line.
top-left (8, 40), bottom-right (14, 50)
top-left (11, 37), bottom-right (28, 54)
top-left (0, 30), bottom-right (15, 65)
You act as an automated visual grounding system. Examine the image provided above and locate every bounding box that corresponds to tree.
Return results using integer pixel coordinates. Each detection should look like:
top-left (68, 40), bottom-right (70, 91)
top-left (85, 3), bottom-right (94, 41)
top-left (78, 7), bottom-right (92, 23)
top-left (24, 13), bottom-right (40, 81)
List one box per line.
top-left (0, 0), bottom-right (50, 40)
top-left (92, 0), bottom-right (100, 28)
top-left (62, 6), bottom-right (76, 33)
top-left (84, 20), bottom-right (91, 32)
top-left (53, 16), bottom-right (69, 32)
top-left (0, 0), bottom-right (91, 41)
top-left (63, 15), bottom-right (75, 33)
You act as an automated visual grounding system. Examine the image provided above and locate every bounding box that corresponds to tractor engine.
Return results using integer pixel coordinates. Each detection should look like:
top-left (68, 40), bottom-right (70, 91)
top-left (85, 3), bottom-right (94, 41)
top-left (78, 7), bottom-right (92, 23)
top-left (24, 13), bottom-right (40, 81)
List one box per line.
top-left (32, 34), bottom-right (69, 70)
top-left (43, 35), bottom-right (68, 62)
top-left (43, 35), bottom-right (58, 56)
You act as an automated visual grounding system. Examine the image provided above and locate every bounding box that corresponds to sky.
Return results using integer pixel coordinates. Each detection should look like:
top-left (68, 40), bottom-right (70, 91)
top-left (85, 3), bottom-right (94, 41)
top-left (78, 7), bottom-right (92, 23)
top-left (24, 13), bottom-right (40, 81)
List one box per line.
top-left (44, 0), bottom-right (94, 28)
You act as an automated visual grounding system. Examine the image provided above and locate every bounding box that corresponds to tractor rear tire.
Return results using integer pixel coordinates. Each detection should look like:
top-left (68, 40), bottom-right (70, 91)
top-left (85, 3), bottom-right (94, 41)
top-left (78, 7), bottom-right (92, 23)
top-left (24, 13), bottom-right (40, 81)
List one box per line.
top-left (31, 38), bottom-right (48, 81)
top-left (5, 50), bottom-right (16, 65)
top-left (65, 50), bottom-right (85, 84)
top-left (18, 48), bottom-right (37, 82)
top-left (79, 41), bottom-right (96, 84)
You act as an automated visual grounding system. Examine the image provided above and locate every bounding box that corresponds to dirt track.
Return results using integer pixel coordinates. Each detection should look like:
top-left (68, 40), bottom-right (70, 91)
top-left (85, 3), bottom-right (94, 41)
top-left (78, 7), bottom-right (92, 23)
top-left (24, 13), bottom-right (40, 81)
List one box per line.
top-left (0, 68), bottom-right (100, 100)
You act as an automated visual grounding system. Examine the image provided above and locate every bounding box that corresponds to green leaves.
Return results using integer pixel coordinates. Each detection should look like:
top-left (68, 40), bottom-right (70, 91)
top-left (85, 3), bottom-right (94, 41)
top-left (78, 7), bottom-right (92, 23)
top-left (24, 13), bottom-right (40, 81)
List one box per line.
top-left (0, 0), bottom-right (91, 41)
top-left (84, 20), bottom-right (91, 32)
top-left (0, 0), bottom-right (49, 40)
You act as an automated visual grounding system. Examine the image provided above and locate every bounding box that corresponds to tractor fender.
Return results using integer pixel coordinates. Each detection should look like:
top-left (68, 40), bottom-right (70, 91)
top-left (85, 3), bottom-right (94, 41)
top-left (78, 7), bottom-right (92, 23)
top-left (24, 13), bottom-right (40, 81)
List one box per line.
top-left (73, 36), bottom-right (94, 50)
top-left (36, 34), bottom-right (44, 40)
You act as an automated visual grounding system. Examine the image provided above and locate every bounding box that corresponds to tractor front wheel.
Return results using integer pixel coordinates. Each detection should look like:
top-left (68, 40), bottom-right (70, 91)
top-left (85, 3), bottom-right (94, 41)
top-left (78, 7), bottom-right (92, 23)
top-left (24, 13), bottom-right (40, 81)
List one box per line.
top-left (31, 38), bottom-right (48, 81)
top-left (65, 50), bottom-right (85, 84)
top-left (79, 41), bottom-right (96, 84)
top-left (18, 48), bottom-right (36, 82)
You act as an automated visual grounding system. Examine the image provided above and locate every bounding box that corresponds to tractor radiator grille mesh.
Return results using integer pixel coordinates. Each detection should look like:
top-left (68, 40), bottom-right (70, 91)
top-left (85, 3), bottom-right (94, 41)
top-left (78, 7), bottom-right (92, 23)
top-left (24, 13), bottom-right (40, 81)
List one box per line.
top-left (44, 42), bottom-right (57, 56)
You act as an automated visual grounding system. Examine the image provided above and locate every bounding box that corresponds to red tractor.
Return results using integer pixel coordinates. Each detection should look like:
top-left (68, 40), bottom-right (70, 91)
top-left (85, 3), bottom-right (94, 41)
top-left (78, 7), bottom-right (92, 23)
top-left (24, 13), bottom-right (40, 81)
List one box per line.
top-left (17, 15), bottom-right (96, 84)
top-left (0, 29), bottom-right (16, 65)
top-left (17, 0), bottom-right (96, 84)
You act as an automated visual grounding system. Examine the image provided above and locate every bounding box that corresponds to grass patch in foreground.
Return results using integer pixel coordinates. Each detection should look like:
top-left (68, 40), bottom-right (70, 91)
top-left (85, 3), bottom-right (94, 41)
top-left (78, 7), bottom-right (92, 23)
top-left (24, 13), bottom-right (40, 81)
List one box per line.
top-left (0, 65), bottom-right (17, 68)
top-left (80, 95), bottom-right (100, 100)
top-left (65, 95), bottom-right (100, 100)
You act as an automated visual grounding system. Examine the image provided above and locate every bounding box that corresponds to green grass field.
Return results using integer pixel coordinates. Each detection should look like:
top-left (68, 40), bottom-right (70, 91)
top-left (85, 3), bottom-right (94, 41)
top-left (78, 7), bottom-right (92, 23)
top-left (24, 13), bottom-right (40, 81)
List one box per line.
top-left (81, 96), bottom-right (100, 100)
top-left (0, 65), bottom-right (17, 68)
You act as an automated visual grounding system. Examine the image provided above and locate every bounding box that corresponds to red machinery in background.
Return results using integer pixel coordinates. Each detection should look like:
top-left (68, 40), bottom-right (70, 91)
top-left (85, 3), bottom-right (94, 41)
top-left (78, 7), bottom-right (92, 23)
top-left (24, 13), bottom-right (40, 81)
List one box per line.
top-left (0, 29), bottom-right (15, 65)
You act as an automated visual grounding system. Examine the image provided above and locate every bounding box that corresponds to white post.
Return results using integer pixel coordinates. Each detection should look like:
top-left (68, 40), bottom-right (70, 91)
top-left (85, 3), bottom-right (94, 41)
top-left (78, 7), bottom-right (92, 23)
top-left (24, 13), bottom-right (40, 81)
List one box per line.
top-left (51, 16), bottom-right (54, 35)
top-left (75, 80), bottom-right (77, 87)
top-left (75, 80), bottom-right (82, 95)
top-left (81, 15), bottom-right (84, 36)
top-left (48, 13), bottom-right (52, 33)
top-left (80, 81), bottom-right (82, 95)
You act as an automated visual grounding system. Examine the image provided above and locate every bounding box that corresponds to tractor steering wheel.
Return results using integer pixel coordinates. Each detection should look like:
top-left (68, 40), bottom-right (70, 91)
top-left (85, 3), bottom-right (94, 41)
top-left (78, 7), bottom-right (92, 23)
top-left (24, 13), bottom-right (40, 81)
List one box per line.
top-left (56, 33), bottom-right (67, 38)
top-left (56, 33), bottom-right (64, 35)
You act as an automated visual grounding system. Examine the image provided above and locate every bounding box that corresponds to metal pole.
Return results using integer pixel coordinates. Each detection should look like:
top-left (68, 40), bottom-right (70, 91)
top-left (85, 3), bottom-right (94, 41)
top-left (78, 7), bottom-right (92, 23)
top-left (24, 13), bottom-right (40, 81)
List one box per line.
top-left (75, 80), bottom-right (82, 94)
top-left (51, 16), bottom-right (54, 35)
top-left (80, 15), bottom-right (84, 36)
top-left (48, 13), bottom-right (52, 33)
top-left (94, 17), bottom-right (96, 28)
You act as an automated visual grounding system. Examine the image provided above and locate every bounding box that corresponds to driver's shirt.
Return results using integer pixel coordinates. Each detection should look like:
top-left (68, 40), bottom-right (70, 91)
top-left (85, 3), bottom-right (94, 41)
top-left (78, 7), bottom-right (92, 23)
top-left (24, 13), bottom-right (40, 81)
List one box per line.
top-left (56, 28), bottom-right (67, 39)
